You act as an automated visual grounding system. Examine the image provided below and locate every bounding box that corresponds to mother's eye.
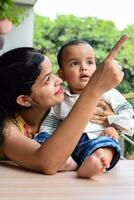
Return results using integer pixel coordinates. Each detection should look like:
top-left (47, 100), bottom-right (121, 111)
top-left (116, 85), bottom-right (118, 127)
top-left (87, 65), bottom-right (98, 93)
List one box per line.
top-left (45, 75), bottom-right (52, 84)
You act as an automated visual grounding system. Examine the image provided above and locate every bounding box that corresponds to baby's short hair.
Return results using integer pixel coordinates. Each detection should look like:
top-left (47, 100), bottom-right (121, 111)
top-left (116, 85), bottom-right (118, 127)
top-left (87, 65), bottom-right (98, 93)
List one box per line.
top-left (57, 39), bottom-right (92, 69)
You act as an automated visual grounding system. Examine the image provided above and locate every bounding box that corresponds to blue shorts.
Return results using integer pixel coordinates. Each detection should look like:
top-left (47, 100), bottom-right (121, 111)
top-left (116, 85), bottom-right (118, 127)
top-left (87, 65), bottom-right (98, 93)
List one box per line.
top-left (34, 132), bottom-right (50, 143)
top-left (34, 132), bottom-right (121, 171)
top-left (71, 133), bottom-right (121, 170)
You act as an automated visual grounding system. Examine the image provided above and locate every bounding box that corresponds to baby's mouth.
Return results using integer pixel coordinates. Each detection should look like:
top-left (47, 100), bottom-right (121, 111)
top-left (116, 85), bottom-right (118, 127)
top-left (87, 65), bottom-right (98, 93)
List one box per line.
top-left (80, 74), bottom-right (90, 80)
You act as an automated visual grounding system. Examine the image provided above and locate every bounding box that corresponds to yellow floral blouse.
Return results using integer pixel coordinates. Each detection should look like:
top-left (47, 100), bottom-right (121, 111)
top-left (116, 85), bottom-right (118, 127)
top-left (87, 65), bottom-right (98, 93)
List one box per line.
top-left (11, 114), bottom-right (34, 138)
top-left (0, 114), bottom-right (34, 159)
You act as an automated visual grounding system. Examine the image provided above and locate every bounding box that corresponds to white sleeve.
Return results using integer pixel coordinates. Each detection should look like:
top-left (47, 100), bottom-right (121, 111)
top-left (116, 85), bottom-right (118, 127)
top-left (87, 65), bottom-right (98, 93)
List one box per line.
top-left (108, 115), bottom-right (134, 136)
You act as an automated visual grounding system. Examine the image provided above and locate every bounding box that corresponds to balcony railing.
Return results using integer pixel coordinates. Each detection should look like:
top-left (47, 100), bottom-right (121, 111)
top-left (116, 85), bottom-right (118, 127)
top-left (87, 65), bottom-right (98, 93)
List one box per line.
top-left (120, 92), bottom-right (134, 159)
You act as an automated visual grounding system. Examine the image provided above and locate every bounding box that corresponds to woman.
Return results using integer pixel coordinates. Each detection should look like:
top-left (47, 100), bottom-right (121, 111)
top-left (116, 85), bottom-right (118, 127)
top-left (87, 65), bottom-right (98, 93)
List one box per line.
top-left (0, 35), bottom-right (127, 177)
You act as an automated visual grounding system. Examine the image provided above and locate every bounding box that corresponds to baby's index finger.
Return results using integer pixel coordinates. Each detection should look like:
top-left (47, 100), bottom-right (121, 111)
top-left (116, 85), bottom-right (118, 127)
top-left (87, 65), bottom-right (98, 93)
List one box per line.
top-left (106, 34), bottom-right (128, 60)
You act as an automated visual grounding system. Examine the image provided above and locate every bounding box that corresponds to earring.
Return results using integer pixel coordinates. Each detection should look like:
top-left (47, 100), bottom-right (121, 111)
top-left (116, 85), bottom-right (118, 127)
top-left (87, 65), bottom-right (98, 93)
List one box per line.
top-left (24, 102), bottom-right (31, 107)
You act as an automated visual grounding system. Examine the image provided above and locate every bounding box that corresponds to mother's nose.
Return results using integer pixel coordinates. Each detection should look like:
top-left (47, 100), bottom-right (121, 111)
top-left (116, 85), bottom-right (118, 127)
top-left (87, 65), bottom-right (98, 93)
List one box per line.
top-left (54, 74), bottom-right (63, 84)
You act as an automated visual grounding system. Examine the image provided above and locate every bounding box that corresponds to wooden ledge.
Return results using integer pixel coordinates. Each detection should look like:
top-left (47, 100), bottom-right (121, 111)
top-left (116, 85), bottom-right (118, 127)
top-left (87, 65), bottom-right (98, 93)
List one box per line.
top-left (0, 160), bottom-right (134, 199)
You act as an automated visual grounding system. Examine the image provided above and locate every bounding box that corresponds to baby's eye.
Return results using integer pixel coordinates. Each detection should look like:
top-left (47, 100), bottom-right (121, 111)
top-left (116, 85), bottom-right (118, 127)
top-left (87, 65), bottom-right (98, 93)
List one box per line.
top-left (71, 61), bottom-right (79, 67)
top-left (87, 60), bottom-right (94, 65)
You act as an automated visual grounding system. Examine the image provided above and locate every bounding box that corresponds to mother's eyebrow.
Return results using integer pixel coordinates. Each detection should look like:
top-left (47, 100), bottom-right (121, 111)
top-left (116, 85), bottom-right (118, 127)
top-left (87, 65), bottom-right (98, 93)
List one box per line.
top-left (42, 72), bottom-right (52, 81)
top-left (44, 72), bottom-right (51, 77)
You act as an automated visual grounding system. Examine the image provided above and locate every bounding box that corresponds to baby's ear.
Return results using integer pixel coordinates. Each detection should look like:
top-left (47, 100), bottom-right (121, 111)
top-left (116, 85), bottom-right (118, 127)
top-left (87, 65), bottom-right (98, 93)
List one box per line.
top-left (57, 69), bottom-right (65, 80)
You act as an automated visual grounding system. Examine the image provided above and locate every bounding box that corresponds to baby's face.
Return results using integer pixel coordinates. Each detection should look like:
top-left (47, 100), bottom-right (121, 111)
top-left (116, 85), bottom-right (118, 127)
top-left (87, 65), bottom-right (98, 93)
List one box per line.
top-left (60, 43), bottom-right (96, 94)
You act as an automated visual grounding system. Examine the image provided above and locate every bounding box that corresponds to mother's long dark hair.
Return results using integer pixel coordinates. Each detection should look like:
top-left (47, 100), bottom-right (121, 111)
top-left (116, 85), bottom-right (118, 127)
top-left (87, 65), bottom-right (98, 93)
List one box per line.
top-left (0, 47), bottom-right (44, 144)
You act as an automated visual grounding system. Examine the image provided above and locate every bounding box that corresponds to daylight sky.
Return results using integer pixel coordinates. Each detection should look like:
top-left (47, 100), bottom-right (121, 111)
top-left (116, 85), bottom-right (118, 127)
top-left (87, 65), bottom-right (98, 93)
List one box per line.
top-left (34, 0), bottom-right (134, 30)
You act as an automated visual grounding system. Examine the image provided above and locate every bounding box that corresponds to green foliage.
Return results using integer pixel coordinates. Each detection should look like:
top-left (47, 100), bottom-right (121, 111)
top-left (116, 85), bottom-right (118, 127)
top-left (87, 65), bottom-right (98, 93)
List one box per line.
top-left (33, 14), bottom-right (134, 93)
top-left (0, 0), bottom-right (28, 26)
top-left (0, 0), bottom-right (12, 18)
top-left (124, 136), bottom-right (134, 156)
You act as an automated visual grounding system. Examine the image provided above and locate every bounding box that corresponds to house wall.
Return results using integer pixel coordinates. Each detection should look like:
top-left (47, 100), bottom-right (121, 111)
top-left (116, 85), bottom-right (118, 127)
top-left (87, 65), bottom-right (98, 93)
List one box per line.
top-left (0, 6), bottom-right (34, 55)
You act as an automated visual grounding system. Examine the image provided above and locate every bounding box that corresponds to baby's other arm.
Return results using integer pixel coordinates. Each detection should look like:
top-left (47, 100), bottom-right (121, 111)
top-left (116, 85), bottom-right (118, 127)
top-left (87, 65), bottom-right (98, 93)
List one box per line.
top-left (103, 89), bottom-right (134, 136)
top-left (101, 126), bottom-right (119, 141)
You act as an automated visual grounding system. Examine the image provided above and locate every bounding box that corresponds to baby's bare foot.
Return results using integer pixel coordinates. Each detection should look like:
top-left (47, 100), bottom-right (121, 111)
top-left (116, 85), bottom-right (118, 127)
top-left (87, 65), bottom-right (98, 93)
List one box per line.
top-left (77, 148), bottom-right (110, 178)
top-left (95, 148), bottom-right (110, 169)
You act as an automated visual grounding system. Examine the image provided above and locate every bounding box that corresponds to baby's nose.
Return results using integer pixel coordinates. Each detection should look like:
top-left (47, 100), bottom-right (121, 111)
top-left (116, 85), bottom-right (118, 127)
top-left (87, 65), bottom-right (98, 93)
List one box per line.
top-left (81, 65), bottom-right (88, 71)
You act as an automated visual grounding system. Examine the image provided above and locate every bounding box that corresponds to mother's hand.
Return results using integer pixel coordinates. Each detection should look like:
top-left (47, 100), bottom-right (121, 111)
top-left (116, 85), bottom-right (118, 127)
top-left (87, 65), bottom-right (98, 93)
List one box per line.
top-left (90, 100), bottom-right (113, 126)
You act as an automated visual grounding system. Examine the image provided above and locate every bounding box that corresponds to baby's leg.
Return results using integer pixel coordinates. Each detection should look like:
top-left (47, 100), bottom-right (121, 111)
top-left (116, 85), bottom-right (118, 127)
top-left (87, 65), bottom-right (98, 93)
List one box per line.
top-left (59, 156), bottom-right (78, 172)
top-left (77, 147), bottom-right (114, 178)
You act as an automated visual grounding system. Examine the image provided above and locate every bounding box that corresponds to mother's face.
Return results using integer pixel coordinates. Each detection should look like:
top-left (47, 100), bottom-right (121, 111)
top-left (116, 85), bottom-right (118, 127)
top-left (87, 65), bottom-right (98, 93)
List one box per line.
top-left (30, 56), bottom-right (64, 109)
